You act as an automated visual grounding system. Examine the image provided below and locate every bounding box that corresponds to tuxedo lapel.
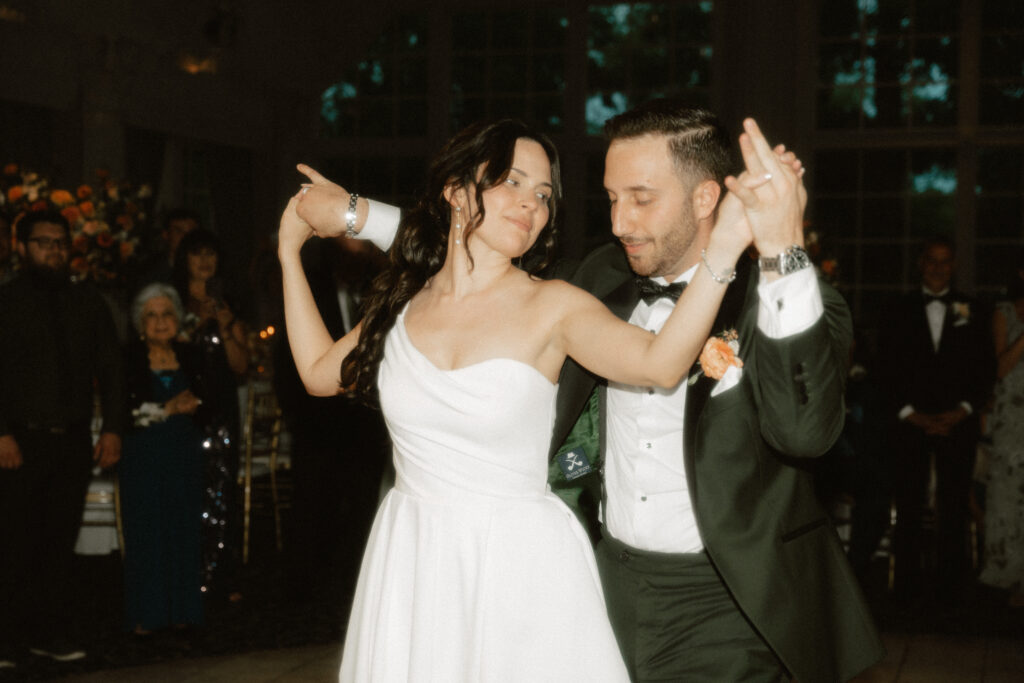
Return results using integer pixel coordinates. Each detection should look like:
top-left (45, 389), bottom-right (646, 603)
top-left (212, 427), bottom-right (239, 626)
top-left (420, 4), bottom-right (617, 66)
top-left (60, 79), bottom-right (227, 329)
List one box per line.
top-left (683, 259), bottom-right (755, 484)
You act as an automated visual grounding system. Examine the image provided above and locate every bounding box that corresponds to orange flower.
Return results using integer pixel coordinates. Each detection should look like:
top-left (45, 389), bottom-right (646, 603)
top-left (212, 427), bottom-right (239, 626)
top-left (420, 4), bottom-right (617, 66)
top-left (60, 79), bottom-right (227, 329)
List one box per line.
top-left (30, 200), bottom-right (48, 211)
top-left (119, 241), bottom-right (134, 260)
top-left (72, 235), bottom-right (90, 253)
top-left (81, 220), bottom-right (100, 235)
top-left (76, 184), bottom-right (92, 199)
top-left (116, 214), bottom-right (134, 230)
top-left (49, 189), bottom-right (75, 206)
top-left (698, 332), bottom-right (743, 381)
top-left (3, 163), bottom-right (18, 175)
top-left (69, 256), bottom-right (89, 277)
top-left (820, 259), bottom-right (838, 278)
top-left (96, 231), bottom-right (114, 248)
top-left (79, 200), bottom-right (95, 218)
top-left (61, 206), bottom-right (81, 224)
top-left (6, 186), bottom-right (23, 202)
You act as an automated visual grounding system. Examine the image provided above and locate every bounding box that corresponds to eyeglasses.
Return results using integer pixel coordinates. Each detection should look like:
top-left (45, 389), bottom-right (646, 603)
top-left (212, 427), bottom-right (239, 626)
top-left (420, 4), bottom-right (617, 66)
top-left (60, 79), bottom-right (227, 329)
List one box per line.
top-left (28, 237), bottom-right (70, 251)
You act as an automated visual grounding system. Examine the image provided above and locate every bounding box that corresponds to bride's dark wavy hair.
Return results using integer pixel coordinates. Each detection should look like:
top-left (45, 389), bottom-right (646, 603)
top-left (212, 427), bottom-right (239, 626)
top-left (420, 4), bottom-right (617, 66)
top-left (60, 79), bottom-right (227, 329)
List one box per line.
top-left (342, 118), bottom-right (562, 401)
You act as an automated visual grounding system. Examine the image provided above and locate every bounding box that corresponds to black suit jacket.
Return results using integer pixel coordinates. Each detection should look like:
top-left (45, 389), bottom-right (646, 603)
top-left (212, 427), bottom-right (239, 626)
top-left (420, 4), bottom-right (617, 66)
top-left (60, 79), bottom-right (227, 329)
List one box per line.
top-left (550, 244), bottom-right (885, 683)
top-left (879, 291), bottom-right (993, 426)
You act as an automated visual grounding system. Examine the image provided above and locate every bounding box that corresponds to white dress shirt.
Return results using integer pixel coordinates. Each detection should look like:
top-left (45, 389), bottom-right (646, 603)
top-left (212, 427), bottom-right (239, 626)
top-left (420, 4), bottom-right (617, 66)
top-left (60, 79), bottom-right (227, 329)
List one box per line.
top-left (604, 265), bottom-right (824, 553)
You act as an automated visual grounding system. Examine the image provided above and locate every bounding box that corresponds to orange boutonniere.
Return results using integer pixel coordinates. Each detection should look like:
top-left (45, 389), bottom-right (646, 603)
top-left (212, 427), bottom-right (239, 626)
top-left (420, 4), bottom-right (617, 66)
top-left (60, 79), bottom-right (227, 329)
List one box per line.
top-left (689, 329), bottom-right (743, 384)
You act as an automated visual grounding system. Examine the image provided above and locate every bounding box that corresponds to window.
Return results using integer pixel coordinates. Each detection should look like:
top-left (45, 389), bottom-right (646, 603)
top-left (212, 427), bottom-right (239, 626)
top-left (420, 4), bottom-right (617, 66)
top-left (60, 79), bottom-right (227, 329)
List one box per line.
top-left (320, 14), bottom-right (428, 138)
top-left (450, 7), bottom-right (568, 133)
top-left (586, 2), bottom-right (713, 134)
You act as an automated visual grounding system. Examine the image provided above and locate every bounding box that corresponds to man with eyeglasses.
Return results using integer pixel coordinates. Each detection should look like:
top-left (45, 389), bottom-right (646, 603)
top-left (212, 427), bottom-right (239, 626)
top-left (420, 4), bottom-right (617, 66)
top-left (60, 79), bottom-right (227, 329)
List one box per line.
top-left (0, 209), bottom-right (126, 669)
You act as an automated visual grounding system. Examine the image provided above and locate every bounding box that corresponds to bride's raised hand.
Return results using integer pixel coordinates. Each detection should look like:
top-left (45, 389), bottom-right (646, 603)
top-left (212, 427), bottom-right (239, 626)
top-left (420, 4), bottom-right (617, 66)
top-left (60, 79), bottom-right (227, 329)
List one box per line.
top-left (295, 164), bottom-right (364, 237)
top-left (278, 195), bottom-right (314, 259)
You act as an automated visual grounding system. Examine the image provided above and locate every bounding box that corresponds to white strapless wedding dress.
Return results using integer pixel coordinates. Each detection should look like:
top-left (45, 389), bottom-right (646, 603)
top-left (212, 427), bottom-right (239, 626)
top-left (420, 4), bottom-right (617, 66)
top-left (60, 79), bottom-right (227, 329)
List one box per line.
top-left (339, 308), bottom-right (628, 682)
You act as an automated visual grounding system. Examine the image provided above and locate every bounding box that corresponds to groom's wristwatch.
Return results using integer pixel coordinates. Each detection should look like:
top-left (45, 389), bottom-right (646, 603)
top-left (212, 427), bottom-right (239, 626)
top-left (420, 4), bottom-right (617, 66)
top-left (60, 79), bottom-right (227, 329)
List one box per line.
top-left (758, 245), bottom-right (812, 276)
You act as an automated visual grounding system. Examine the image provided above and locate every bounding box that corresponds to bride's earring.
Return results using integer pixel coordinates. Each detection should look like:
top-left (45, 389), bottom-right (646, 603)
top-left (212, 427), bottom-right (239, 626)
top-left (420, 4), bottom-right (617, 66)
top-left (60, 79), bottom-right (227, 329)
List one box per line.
top-left (454, 206), bottom-right (462, 245)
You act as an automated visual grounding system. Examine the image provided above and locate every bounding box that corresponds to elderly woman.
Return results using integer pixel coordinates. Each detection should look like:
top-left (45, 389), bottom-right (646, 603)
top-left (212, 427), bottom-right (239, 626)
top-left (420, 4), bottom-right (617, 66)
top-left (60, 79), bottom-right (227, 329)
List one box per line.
top-left (119, 283), bottom-right (206, 634)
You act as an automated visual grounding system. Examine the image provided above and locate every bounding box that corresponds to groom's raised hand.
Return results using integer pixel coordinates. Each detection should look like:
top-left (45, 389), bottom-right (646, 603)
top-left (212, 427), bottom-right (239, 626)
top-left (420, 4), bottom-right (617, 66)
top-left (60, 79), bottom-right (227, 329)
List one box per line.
top-left (723, 118), bottom-right (807, 280)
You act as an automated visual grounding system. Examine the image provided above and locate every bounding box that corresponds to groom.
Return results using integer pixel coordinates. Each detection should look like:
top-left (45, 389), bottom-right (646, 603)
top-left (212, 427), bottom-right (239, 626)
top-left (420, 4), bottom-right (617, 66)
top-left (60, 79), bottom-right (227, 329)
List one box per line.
top-left (295, 102), bottom-right (884, 682)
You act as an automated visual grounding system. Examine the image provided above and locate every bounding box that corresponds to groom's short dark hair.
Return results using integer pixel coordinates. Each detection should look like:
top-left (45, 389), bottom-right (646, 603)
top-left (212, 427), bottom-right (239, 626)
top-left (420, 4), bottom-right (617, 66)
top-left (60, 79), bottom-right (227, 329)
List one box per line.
top-left (603, 99), bottom-right (737, 186)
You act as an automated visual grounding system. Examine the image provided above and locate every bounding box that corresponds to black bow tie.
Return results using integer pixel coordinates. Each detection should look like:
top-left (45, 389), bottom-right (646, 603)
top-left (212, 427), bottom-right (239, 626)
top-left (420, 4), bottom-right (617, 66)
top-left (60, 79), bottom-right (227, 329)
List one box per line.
top-left (636, 277), bottom-right (686, 304)
top-left (924, 292), bottom-right (951, 305)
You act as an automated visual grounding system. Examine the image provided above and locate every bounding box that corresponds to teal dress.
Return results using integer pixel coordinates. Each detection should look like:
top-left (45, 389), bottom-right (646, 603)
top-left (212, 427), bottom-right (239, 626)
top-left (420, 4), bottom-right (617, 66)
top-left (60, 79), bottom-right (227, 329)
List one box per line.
top-left (119, 368), bottom-right (204, 630)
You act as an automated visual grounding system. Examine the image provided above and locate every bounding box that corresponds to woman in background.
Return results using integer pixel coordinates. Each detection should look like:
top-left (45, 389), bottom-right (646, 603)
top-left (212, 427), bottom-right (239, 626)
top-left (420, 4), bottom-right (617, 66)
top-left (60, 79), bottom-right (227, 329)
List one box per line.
top-left (979, 253), bottom-right (1024, 607)
top-left (120, 283), bottom-right (205, 634)
top-left (173, 228), bottom-right (245, 600)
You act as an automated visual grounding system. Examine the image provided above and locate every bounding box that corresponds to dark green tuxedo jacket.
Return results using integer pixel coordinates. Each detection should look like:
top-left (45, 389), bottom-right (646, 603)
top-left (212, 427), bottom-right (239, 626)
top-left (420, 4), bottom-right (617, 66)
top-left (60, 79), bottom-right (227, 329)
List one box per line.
top-left (549, 244), bottom-right (885, 683)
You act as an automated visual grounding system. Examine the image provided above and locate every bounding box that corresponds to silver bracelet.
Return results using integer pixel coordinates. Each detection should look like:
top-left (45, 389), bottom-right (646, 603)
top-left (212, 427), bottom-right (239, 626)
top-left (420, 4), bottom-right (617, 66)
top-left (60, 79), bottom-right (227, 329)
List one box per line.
top-left (345, 193), bottom-right (360, 238)
top-left (700, 248), bottom-right (737, 284)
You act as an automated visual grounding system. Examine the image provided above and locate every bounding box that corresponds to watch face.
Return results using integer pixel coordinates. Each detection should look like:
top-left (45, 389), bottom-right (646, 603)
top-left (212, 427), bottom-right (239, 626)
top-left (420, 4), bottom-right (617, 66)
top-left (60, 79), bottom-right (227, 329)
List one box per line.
top-left (781, 247), bottom-right (811, 274)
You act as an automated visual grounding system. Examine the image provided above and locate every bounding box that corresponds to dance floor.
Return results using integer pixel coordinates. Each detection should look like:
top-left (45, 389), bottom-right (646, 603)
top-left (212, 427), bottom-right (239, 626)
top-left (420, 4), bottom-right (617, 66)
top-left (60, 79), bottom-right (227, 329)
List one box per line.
top-left (4, 521), bottom-right (1021, 682)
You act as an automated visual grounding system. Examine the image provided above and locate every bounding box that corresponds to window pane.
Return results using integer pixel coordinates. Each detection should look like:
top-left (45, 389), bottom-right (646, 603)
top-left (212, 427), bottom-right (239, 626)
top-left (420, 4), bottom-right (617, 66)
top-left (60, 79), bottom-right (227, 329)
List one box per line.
top-left (976, 197), bottom-right (1023, 238)
top-left (454, 12), bottom-right (488, 50)
top-left (869, 39), bottom-right (908, 83)
top-left (536, 52), bottom-right (565, 92)
top-left (861, 243), bottom-right (906, 286)
top-left (672, 2), bottom-right (713, 42)
top-left (977, 147), bottom-right (1024, 193)
top-left (976, 245), bottom-right (1023, 289)
top-left (534, 7), bottom-right (568, 46)
top-left (819, 41), bottom-right (862, 82)
top-left (812, 198), bottom-right (859, 238)
top-left (813, 149), bottom-right (859, 193)
top-left (819, 0), bottom-right (860, 39)
top-left (534, 95), bottom-right (565, 132)
top-left (862, 197), bottom-right (904, 237)
top-left (492, 11), bottom-right (530, 50)
top-left (916, 0), bottom-right (960, 33)
top-left (912, 83), bottom-right (957, 126)
top-left (981, 35), bottom-right (1024, 80)
top-left (397, 99), bottom-right (428, 136)
top-left (865, 0), bottom-right (910, 35)
top-left (916, 37), bottom-right (958, 79)
top-left (863, 149), bottom-right (906, 192)
top-left (979, 84), bottom-right (1024, 125)
top-left (864, 85), bottom-right (905, 127)
top-left (817, 86), bottom-right (862, 128)
top-left (983, 0), bottom-right (1024, 31)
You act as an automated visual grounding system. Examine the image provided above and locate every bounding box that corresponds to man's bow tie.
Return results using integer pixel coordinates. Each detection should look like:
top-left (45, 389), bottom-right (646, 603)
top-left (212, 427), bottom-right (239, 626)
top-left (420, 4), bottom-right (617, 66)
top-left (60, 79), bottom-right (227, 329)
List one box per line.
top-left (636, 277), bottom-right (686, 304)
top-left (924, 292), bottom-right (951, 305)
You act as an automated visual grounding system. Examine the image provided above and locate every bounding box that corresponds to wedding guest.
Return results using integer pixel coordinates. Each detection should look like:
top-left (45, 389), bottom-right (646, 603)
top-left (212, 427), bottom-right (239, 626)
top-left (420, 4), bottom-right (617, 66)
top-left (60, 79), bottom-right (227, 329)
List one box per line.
top-left (135, 208), bottom-right (200, 288)
top-left (978, 253), bottom-right (1024, 607)
top-left (294, 106), bottom-right (883, 682)
top-left (880, 236), bottom-right (995, 606)
top-left (272, 235), bottom-right (389, 606)
top-left (0, 209), bottom-right (125, 667)
top-left (172, 227), bottom-right (246, 600)
top-left (120, 284), bottom-right (205, 634)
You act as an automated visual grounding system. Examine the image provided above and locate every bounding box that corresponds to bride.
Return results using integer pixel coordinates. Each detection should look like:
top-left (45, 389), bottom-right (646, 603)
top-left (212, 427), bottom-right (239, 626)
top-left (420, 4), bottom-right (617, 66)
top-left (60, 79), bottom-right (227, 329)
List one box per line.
top-left (279, 119), bottom-right (758, 681)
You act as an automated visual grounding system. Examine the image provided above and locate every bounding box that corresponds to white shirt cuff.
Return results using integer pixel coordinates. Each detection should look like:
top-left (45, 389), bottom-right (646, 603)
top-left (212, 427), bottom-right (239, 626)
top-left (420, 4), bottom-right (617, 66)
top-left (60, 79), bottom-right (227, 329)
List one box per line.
top-left (359, 199), bottom-right (401, 252)
top-left (756, 268), bottom-right (824, 339)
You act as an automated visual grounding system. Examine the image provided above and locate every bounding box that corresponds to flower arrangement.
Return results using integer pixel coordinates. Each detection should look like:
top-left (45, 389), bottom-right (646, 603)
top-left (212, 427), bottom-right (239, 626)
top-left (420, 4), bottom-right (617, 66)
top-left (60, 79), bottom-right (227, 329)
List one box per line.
top-left (1, 163), bottom-right (152, 286)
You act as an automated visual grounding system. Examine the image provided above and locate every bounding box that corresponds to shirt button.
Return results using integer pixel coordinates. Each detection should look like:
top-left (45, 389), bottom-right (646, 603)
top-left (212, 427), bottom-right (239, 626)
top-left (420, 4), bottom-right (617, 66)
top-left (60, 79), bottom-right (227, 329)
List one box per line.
top-left (645, 442), bottom-right (652, 449)
top-left (647, 388), bottom-right (654, 395)
top-left (640, 496), bottom-right (647, 502)
top-left (619, 550), bottom-right (631, 562)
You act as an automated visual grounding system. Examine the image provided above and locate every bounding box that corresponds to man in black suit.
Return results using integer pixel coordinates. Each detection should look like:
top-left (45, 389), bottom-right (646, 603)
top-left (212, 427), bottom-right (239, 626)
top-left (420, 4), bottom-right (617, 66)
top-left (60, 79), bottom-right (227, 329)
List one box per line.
top-left (880, 236), bottom-right (994, 604)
